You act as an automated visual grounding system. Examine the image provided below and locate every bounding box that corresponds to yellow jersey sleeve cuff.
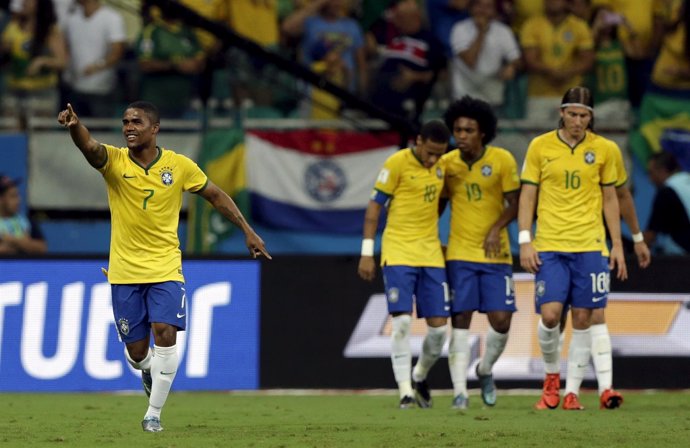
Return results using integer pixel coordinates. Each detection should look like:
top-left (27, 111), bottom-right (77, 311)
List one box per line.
top-left (191, 178), bottom-right (209, 194)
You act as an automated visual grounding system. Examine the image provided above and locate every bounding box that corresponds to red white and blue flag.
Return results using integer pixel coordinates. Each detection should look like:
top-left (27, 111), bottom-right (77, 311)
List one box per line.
top-left (246, 129), bottom-right (400, 233)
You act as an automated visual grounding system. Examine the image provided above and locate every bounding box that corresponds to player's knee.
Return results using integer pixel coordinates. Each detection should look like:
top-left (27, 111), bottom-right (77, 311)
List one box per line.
top-left (540, 313), bottom-right (561, 329)
top-left (391, 314), bottom-right (412, 340)
top-left (591, 308), bottom-right (606, 325)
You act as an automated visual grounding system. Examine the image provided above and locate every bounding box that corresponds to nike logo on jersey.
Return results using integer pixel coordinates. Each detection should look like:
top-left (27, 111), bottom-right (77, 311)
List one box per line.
top-left (123, 174), bottom-right (136, 179)
top-left (545, 157), bottom-right (561, 164)
top-left (592, 296), bottom-right (606, 302)
top-left (160, 371), bottom-right (176, 375)
top-left (176, 313), bottom-right (186, 318)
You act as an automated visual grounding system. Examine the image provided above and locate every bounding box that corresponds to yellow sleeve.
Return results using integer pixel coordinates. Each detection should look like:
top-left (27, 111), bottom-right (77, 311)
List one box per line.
top-left (520, 141), bottom-right (542, 185)
top-left (97, 144), bottom-right (120, 175)
top-left (501, 151), bottom-right (521, 192)
top-left (374, 153), bottom-right (401, 196)
top-left (519, 18), bottom-right (540, 48)
top-left (575, 19), bottom-right (595, 51)
top-left (179, 155), bottom-right (209, 193)
top-left (600, 145), bottom-right (618, 186)
top-left (612, 143), bottom-right (628, 187)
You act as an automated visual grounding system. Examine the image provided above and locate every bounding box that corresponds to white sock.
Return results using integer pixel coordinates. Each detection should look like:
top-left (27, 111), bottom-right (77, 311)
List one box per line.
top-left (478, 326), bottom-right (508, 376)
top-left (448, 328), bottom-right (470, 397)
top-left (146, 344), bottom-right (178, 419)
top-left (124, 346), bottom-right (152, 371)
top-left (391, 315), bottom-right (413, 398)
top-left (590, 323), bottom-right (612, 394)
top-left (558, 331), bottom-right (565, 357)
top-left (412, 325), bottom-right (447, 382)
top-left (538, 319), bottom-right (560, 374)
top-left (565, 328), bottom-right (592, 396)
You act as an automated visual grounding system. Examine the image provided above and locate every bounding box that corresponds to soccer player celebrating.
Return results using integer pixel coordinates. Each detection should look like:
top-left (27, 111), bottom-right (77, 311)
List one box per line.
top-left (518, 86), bottom-right (627, 411)
top-left (358, 120), bottom-right (451, 409)
top-left (441, 96), bottom-right (520, 409)
top-left (58, 101), bottom-right (270, 432)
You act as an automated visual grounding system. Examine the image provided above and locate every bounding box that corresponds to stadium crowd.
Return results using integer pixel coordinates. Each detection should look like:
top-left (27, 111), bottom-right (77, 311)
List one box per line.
top-left (0, 0), bottom-right (688, 124)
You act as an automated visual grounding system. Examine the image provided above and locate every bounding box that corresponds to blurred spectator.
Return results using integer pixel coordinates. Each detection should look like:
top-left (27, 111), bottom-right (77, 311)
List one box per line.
top-left (309, 40), bottom-right (348, 119)
top-left (587, 4), bottom-right (644, 123)
top-left (0, 0), bottom-right (67, 129)
top-left (62, 0), bottom-right (126, 117)
top-left (282, 0), bottom-right (368, 95)
top-left (645, 151), bottom-right (690, 254)
top-left (135, 6), bottom-right (205, 119)
top-left (425, 0), bottom-right (470, 57)
top-left (0, 175), bottom-right (47, 255)
top-left (449, 0), bottom-right (521, 113)
top-left (228, 0), bottom-right (279, 48)
top-left (592, 0), bottom-right (656, 111)
top-left (520, 0), bottom-right (594, 122)
top-left (650, 0), bottom-right (689, 92)
top-left (369, 0), bottom-right (445, 123)
top-left (506, 0), bottom-right (543, 32)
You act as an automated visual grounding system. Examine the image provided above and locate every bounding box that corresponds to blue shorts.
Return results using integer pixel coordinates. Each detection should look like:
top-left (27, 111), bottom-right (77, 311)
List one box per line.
top-left (534, 251), bottom-right (609, 312)
top-left (382, 266), bottom-right (450, 318)
top-left (447, 261), bottom-right (516, 314)
top-left (111, 281), bottom-right (187, 344)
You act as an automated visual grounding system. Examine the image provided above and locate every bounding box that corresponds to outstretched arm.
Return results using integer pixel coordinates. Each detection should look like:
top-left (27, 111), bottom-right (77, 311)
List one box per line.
top-left (57, 103), bottom-right (107, 169)
top-left (199, 181), bottom-right (271, 259)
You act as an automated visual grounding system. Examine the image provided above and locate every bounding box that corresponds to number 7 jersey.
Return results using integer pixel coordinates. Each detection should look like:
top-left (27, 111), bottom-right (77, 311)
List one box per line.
top-left (97, 145), bottom-right (208, 284)
top-left (520, 130), bottom-right (618, 252)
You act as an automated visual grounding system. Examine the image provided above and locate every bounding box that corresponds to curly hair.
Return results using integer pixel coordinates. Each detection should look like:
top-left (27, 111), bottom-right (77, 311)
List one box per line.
top-left (442, 95), bottom-right (497, 145)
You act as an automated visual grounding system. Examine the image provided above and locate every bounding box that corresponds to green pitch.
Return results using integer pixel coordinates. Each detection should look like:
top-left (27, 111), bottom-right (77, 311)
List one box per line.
top-left (2, 391), bottom-right (690, 447)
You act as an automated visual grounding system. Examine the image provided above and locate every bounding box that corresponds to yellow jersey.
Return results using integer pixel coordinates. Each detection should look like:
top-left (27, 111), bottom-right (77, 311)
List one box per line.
top-left (443, 146), bottom-right (520, 264)
top-left (520, 14), bottom-right (594, 97)
top-left (98, 145), bottom-right (208, 284)
top-left (521, 130), bottom-right (618, 252)
top-left (1, 21), bottom-right (58, 91)
top-left (374, 148), bottom-right (445, 268)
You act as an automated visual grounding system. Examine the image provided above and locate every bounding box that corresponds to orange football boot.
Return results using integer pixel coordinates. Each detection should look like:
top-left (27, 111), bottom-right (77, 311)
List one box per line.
top-left (534, 373), bottom-right (560, 409)
top-left (562, 392), bottom-right (585, 410)
top-left (600, 388), bottom-right (624, 409)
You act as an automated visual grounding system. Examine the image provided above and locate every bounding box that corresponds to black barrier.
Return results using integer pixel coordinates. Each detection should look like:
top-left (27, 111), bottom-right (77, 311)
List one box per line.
top-left (260, 255), bottom-right (690, 389)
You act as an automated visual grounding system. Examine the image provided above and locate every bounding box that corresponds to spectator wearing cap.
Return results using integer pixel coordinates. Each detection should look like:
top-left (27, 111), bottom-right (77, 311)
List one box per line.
top-left (0, 175), bottom-right (47, 255)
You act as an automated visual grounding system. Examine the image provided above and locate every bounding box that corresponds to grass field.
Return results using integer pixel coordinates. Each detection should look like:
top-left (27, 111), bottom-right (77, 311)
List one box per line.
top-left (2, 390), bottom-right (690, 447)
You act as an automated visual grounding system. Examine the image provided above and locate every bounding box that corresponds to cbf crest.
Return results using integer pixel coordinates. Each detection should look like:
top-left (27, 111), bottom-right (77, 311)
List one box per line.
top-left (160, 166), bottom-right (174, 186)
top-left (481, 164), bottom-right (492, 177)
top-left (118, 318), bottom-right (130, 336)
top-left (387, 287), bottom-right (400, 303)
top-left (436, 167), bottom-right (443, 179)
top-left (536, 280), bottom-right (546, 297)
top-left (584, 151), bottom-right (595, 165)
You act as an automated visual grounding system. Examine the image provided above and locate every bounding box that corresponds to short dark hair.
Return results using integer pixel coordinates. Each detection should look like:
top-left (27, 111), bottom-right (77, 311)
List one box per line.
top-left (126, 101), bottom-right (160, 124)
top-left (443, 95), bottom-right (497, 145)
top-left (419, 119), bottom-right (451, 144)
top-left (650, 151), bottom-right (680, 173)
top-left (559, 86), bottom-right (594, 130)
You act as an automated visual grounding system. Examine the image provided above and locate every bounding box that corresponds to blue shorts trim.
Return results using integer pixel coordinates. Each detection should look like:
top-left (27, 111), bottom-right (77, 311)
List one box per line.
top-left (382, 266), bottom-right (450, 318)
top-left (534, 251), bottom-right (609, 312)
top-left (447, 261), bottom-right (516, 313)
top-left (111, 281), bottom-right (187, 343)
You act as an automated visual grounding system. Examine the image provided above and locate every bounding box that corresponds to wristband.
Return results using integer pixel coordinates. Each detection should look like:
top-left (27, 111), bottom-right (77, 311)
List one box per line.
top-left (632, 232), bottom-right (644, 243)
top-left (361, 238), bottom-right (375, 256)
top-left (518, 230), bottom-right (531, 244)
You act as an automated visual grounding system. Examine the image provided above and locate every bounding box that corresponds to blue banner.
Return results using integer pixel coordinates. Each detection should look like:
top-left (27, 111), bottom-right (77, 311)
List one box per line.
top-left (0, 259), bottom-right (260, 391)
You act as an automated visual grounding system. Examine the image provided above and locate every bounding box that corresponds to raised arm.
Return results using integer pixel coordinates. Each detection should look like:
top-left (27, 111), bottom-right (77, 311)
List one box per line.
top-left (198, 181), bottom-right (271, 259)
top-left (57, 103), bottom-right (107, 169)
